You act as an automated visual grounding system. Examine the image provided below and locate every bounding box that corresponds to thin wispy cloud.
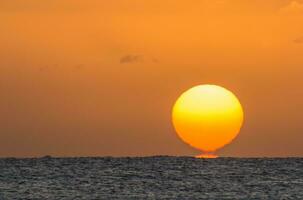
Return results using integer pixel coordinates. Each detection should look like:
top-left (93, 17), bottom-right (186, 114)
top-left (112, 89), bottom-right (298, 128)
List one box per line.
top-left (280, 1), bottom-right (303, 14)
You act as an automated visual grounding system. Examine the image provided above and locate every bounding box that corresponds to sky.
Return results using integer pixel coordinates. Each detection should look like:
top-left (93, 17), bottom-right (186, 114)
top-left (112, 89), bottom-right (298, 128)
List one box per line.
top-left (0, 0), bottom-right (303, 157)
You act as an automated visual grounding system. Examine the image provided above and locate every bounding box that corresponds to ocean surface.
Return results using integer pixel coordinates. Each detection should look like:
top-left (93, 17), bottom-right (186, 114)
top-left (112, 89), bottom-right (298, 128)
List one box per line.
top-left (0, 157), bottom-right (302, 199)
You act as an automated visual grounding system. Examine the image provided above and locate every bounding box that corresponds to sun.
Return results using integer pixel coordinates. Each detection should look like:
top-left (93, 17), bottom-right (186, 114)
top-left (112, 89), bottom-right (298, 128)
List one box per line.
top-left (172, 84), bottom-right (244, 158)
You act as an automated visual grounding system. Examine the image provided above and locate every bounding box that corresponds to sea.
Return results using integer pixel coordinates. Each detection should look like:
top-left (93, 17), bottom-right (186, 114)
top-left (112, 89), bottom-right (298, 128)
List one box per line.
top-left (0, 156), bottom-right (302, 199)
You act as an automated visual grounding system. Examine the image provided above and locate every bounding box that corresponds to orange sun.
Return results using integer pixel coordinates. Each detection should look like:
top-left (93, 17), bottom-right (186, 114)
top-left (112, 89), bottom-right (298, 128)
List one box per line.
top-left (172, 85), bottom-right (244, 158)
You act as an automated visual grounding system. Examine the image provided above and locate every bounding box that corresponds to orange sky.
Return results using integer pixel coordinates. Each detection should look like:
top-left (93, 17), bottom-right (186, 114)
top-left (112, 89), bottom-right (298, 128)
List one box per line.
top-left (0, 0), bottom-right (303, 157)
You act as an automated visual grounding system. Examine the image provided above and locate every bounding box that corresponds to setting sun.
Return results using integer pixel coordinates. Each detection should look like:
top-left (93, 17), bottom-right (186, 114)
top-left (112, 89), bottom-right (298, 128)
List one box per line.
top-left (172, 85), bottom-right (244, 158)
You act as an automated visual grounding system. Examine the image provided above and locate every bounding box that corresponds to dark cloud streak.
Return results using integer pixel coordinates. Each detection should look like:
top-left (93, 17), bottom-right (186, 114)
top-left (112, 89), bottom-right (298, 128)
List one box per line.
top-left (120, 55), bottom-right (143, 64)
top-left (294, 37), bottom-right (303, 44)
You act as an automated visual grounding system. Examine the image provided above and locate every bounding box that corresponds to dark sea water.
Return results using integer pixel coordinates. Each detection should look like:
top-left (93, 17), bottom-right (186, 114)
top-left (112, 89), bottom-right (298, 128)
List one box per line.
top-left (0, 157), bottom-right (302, 199)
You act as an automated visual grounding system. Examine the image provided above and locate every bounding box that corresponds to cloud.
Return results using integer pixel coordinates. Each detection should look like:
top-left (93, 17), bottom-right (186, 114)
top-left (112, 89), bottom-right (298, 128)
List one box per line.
top-left (39, 64), bottom-right (59, 72)
top-left (280, 1), bottom-right (303, 15)
top-left (74, 64), bottom-right (85, 69)
top-left (294, 37), bottom-right (303, 44)
top-left (120, 55), bottom-right (143, 64)
top-left (152, 57), bottom-right (159, 63)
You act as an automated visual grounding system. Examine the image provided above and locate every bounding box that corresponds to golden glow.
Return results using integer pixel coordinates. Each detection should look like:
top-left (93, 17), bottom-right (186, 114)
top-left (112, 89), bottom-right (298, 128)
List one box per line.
top-left (172, 85), bottom-right (244, 157)
top-left (195, 154), bottom-right (218, 159)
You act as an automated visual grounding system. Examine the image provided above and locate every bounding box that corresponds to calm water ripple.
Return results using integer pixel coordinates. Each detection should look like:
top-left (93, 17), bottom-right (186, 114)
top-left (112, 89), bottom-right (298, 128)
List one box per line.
top-left (0, 157), bottom-right (302, 199)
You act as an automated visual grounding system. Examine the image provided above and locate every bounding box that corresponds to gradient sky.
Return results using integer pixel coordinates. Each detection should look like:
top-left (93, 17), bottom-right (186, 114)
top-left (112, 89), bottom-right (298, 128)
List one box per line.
top-left (1, 0), bottom-right (303, 157)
